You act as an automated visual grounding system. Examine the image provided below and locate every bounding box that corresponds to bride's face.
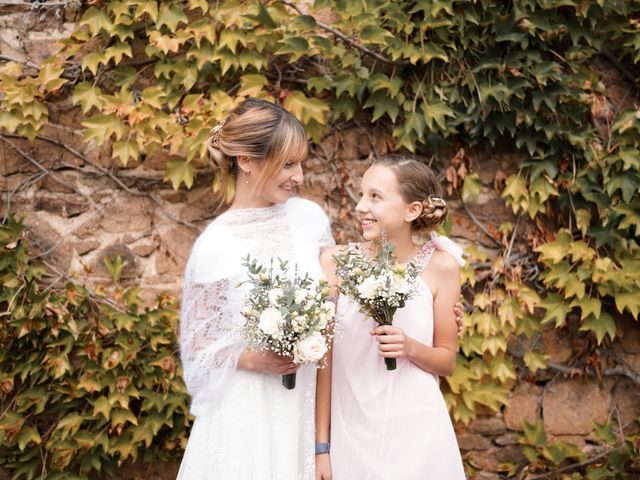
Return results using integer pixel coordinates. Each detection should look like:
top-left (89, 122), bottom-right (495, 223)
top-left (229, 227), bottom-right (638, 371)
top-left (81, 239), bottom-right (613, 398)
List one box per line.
top-left (256, 159), bottom-right (304, 205)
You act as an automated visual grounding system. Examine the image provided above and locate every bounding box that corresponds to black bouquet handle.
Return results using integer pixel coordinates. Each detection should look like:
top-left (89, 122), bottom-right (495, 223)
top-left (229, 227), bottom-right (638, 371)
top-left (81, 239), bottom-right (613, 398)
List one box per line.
top-left (384, 357), bottom-right (397, 370)
top-left (282, 373), bottom-right (296, 389)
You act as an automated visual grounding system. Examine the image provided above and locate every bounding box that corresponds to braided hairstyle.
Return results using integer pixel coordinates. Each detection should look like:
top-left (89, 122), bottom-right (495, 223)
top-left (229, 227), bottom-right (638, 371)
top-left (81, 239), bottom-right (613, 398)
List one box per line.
top-left (374, 154), bottom-right (448, 231)
top-left (206, 97), bottom-right (308, 205)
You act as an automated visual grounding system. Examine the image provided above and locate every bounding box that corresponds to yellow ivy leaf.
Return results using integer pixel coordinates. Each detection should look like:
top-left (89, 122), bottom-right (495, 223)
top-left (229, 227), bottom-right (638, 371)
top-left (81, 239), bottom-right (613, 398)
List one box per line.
top-left (149, 31), bottom-right (181, 55)
top-left (81, 51), bottom-right (107, 76)
top-left (92, 396), bottom-right (112, 421)
top-left (112, 139), bottom-right (140, 166)
top-left (135, 0), bottom-right (158, 22)
top-left (219, 29), bottom-right (246, 53)
top-left (238, 74), bottom-right (268, 97)
top-left (615, 291), bottom-right (640, 320)
top-left (165, 157), bottom-right (195, 190)
top-left (523, 350), bottom-right (549, 373)
top-left (105, 41), bottom-right (133, 64)
top-left (284, 91), bottom-right (329, 126)
top-left (462, 172), bottom-right (483, 203)
top-left (156, 3), bottom-right (188, 32)
top-left (80, 7), bottom-right (113, 36)
top-left (571, 297), bottom-right (602, 320)
top-left (37, 61), bottom-right (65, 89)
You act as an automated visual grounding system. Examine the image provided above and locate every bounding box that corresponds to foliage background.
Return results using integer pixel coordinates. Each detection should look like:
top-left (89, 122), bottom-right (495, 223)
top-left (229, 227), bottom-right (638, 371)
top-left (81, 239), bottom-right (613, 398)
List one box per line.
top-left (1, 0), bottom-right (639, 478)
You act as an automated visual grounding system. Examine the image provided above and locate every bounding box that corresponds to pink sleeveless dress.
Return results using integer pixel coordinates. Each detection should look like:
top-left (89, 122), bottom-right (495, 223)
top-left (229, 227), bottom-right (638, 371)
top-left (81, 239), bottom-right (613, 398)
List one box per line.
top-left (330, 241), bottom-right (466, 480)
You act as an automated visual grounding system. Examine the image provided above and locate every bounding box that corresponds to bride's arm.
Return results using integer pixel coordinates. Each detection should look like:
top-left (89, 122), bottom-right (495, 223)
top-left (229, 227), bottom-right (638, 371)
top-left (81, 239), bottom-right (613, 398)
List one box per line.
top-left (372, 250), bottom-right (460, 376)
top-left (315, 246), bottom-right (342, 479)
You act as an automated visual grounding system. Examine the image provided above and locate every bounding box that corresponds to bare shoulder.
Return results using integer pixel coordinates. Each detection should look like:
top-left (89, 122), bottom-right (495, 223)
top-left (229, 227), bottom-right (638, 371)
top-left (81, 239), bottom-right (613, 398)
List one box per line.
top-left (320, 244), bottom-right (348, 265)
top-left (424, 250), bottom-right (460, 276)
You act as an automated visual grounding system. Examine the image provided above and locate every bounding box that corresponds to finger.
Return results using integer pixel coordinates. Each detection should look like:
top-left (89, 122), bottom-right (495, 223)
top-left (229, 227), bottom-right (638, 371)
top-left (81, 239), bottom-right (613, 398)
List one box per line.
top-left (375, 334), bottom-right (402, 344)
top-left (378, 350), bottom-right (403, 358)
top-left (378, 343), bottom-right (403, 352)
top-left (372, 325), bottom-right (393, 335)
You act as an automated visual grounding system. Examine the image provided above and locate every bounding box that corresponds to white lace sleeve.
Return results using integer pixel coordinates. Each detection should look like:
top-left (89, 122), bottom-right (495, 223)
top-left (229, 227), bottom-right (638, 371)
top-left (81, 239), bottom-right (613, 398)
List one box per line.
top-left (179, 229), bottom-right (247, 416)
top-left (319, 215), bottom-right (336, 253)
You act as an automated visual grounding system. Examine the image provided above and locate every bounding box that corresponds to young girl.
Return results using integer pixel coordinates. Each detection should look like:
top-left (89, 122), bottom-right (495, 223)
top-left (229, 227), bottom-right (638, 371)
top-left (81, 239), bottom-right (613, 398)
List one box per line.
top-left (316, 154), bottom-right (466, 479)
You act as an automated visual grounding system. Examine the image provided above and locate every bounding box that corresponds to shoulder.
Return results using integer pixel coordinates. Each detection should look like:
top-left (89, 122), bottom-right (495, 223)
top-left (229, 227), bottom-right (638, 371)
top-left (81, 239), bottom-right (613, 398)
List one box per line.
top-left (286, 197), bottom-right (330, 223)
top-left (320, 244), bottom-right (347, 265)
top-left (423, 249), bottom-right (460, 277)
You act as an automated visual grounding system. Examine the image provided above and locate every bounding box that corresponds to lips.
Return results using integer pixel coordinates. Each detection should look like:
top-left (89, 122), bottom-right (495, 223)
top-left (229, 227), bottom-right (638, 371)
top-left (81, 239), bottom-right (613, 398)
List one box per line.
top-left (360, 218), bottom-right (377, 227)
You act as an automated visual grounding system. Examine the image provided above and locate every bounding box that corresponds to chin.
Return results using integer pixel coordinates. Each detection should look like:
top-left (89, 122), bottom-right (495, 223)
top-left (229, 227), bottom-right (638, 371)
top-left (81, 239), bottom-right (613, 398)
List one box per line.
top-left (361, 229), bottom-right (381, 241)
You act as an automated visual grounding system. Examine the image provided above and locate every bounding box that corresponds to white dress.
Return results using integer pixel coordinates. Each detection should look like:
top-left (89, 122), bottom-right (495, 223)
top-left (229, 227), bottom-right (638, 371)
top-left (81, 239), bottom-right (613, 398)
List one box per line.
top-left (330, 240), bottom-right (466, 480)
top-left (177, 198), bottom-right (334, 480)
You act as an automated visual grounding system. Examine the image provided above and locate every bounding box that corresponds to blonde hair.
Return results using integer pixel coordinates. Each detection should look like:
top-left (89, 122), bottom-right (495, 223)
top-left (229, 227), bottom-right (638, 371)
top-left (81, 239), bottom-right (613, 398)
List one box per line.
top-left (375, 154), bottom-right (448, 231)
top-left (206, 98), bottom-right (308, 205)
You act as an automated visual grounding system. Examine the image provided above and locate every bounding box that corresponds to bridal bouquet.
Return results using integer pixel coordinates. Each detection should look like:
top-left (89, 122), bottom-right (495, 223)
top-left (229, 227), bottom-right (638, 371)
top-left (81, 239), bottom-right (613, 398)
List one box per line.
top-left (239, 256), bottom-right (335, 389)
top-left (333, 239), bottom-right (419, 370)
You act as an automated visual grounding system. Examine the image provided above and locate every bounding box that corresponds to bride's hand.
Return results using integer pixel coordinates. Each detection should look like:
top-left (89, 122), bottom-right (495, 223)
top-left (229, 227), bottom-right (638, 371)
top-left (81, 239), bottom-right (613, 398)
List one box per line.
top-left (315, 453), bottom-right (332, 480)
top-left (237, 349), bottom-right (300, 375)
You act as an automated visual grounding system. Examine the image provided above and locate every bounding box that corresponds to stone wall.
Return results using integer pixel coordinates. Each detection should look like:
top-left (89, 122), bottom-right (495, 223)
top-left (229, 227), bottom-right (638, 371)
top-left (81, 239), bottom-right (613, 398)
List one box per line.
top-left (2, 3), bottom-right (639, 479)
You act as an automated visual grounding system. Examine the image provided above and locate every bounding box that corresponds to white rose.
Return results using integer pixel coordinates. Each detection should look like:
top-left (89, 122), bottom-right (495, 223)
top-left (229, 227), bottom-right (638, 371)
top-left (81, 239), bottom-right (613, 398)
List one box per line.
top-left (258, 307), bottom-right (283, 337)
top-left (294, 288), bottom-right (311, 304)
top-left (357, 275), bottom-right (382, 300)
top-left (293, 333), bottom-right (328, 363)
top-left (267, 288), bottom-right (284, 305)
top-left (389, 274), bottom-right (413, 296)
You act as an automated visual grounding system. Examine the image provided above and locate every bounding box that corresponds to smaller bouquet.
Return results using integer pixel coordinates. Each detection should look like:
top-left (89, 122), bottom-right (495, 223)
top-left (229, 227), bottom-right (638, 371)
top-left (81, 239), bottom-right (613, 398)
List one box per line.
top-left (240, 256), bottom-right (335, 389)
top-left (333, 239), bottom-right (419, 370)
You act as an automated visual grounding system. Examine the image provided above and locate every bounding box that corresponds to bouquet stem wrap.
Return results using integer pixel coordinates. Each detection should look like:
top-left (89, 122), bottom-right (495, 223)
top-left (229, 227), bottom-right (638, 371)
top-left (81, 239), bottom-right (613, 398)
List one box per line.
top-left (282, 373), bottom-right (296, 389)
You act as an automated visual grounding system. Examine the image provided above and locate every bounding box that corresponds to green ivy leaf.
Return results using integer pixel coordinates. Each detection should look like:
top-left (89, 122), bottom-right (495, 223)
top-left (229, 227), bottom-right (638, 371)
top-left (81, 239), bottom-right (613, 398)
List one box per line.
top-left (579, 312), bottom-right (616, 344)
top-left (540, 293), bottom-right (572, 327)
top-left (363, 91), bottom-right (399, 122)
top-left (361, 25), bottom-right (394, 45)
top-left (422, 100), bottom-right (455, 130)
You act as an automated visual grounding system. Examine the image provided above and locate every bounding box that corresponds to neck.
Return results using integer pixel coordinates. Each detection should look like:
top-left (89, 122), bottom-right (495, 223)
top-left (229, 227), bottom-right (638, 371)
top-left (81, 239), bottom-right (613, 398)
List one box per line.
top-left (365, 232), bottom-right (417, 264)
top-left (229, 181), bottom-right (274, 210)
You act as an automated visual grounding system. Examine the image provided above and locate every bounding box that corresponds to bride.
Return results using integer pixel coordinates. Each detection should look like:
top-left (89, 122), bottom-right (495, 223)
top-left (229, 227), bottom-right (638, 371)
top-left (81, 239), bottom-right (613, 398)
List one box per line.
top-left (177, 98), bottom-right (334, 480)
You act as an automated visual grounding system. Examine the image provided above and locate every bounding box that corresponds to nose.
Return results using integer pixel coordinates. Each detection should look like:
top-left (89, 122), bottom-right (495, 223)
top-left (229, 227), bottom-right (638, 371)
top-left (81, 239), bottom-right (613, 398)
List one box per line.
top-left (290, 163), bottom-right (304, 185)
top-left (356, 197), bottom-right (368, 213)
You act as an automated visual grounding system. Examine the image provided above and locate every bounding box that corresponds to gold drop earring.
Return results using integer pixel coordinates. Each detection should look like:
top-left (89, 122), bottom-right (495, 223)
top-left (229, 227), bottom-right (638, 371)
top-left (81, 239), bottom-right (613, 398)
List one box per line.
top-left (245, 170), bottom-right (250, 185)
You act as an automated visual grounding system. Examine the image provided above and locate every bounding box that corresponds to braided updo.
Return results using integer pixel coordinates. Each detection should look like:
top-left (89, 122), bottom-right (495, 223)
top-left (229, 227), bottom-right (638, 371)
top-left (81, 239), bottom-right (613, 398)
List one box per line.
top-left (206, 97), bottom-right (308, 205)
top-left (375, 154), bottom-right (448, 231)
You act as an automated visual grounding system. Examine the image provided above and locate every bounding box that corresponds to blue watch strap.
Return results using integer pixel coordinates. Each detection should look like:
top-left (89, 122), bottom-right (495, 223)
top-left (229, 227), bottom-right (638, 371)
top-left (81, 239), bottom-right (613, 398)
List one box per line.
top-left (315, 442), bottom-right (330, 454)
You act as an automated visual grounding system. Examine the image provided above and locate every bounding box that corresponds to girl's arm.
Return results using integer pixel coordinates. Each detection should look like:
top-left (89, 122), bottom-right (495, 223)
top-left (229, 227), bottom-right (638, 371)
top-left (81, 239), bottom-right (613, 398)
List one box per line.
top-left (372, 250), bottom-right (460, 376)
top-left (315, 246), bottom-right (342, 480)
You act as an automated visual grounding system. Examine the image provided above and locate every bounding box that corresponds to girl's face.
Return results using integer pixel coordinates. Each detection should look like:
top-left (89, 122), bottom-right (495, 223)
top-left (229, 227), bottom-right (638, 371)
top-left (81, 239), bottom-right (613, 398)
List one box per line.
top-left (356, 165), bottom-right (418, 241)
top-left (253, 158), bottom-right (304, 205)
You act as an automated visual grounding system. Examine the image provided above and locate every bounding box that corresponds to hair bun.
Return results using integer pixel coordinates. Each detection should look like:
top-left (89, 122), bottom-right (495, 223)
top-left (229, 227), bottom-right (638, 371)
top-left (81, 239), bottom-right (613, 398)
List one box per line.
top-left (417, 195), bottom-right (448, 229)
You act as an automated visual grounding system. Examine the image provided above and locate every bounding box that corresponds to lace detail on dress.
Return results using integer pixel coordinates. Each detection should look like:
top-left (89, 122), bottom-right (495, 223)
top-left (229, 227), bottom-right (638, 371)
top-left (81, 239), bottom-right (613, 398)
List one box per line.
top-left (179, 278), bottom-right (246, 412)
top-left (412, 241), bottom-right (436, 273)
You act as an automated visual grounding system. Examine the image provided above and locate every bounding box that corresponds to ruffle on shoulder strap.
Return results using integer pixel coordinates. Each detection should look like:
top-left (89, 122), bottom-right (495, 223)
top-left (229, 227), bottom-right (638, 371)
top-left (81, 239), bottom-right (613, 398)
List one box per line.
top-left (429, 232), bottom-right (465, 267)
